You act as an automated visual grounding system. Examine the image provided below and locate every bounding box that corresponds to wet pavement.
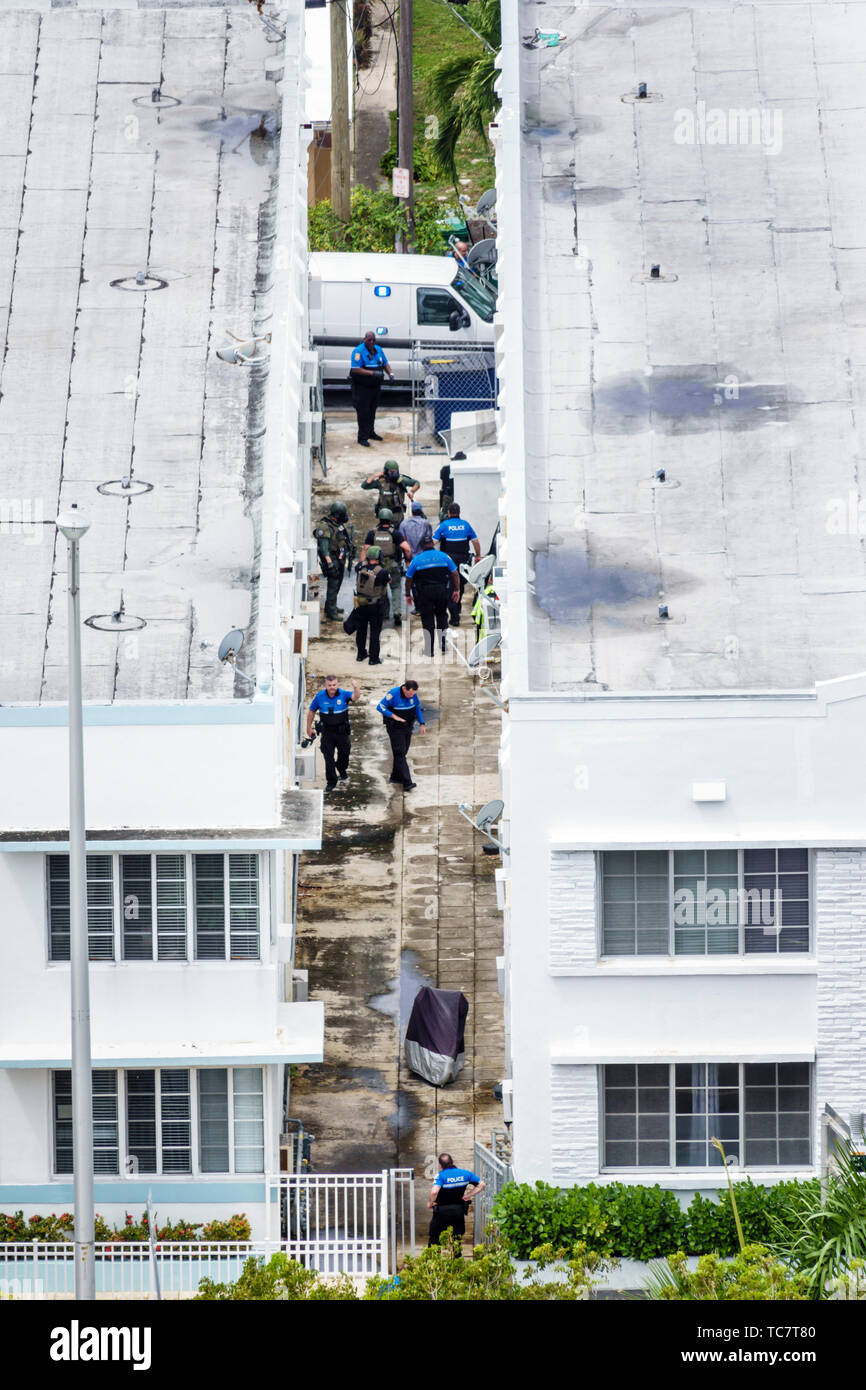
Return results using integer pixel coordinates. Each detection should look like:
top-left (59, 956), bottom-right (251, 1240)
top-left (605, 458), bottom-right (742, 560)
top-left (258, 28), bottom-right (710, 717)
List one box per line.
top-left (291, 408), bottom-right (505, 1230)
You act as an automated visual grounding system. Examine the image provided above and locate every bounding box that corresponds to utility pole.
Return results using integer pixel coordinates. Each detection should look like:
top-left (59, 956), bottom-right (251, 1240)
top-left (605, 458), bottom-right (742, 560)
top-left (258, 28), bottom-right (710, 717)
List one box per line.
top-left (57, 503), bottom-right (95, 1302)
top-left (397, 0), bottom-right (415, 251)
top-left (329, 0), bottom-right (351, 222)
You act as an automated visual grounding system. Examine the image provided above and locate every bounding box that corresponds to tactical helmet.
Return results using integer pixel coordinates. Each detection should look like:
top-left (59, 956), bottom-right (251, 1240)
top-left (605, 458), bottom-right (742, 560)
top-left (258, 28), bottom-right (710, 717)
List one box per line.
top-left (383, 461), bottom-right (399, 477)
top-left (377, 507), bottom-right (394, 523)
top-left (366, 545), bottom-right (382, 561)
top-left (329, 500), bottom-right (349, 521)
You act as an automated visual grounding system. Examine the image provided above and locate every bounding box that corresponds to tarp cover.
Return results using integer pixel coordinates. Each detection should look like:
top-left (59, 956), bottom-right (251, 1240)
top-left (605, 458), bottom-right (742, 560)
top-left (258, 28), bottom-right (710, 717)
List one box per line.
top-left (404, 986), bottom-right (468, 1086)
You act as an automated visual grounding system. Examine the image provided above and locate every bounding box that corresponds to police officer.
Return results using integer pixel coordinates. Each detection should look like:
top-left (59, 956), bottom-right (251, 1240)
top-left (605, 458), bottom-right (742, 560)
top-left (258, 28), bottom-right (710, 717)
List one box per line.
top-left (352, 545), bottom-right (389, 664)
top-left (361, 459), bottom-right (420, 524)
top-left (405, 537), bottom-right (460, 655)
top-left (350, 330), bottom-right (394, 446)
top-left (377, 679), bottom-right (425, 791)
top-left (433, 503), bottom-right (481, 625)
top-left (427, 1153), bottom-right (486, 1248)
top-left (306, 675), bottom-right (361, 792)
top-left (361, 507), bottom-right (405, 626)
top-left (315, 500), bottom-right (354, 620)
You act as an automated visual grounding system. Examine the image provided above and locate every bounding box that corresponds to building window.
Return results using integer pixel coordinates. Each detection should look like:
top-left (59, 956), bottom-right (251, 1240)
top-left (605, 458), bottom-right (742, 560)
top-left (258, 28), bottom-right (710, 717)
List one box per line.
top-left (52, 1068), bottom-right (264, 1176)
top-left (53, 1070), bottom-right (120, 1175)
top-left (600, 849), bottom-right (810, 957)
top-left (48, 853), bottom-right (261, 963)
top-left (416, 287), bottom-right (461, 326)
top-left (602, 1062), bottom-right (811, 1169)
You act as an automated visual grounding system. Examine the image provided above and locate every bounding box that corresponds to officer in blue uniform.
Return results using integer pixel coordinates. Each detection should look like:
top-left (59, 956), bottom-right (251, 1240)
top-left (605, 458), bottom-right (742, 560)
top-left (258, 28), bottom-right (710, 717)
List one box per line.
top-left (405, 538), bottom-right (461, 655)
top-left (350, 330), bottom-right (393, 446)
top-left (376, 679), bottom-right (425, 790)
top-left (306, 675), bottom-right (361, 792)
top-left (427, 1153), bottom-right (486, 1247)
top-left (433, 503), bottom-right (481, 625)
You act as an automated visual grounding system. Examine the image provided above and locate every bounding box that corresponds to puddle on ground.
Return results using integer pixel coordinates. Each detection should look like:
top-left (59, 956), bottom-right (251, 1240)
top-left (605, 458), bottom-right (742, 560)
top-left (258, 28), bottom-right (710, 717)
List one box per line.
top-left (533, 549), bottom-right (658, 624)
top-left (367, 948), bottom-right (434, 1029)
top-left (591, 366), bottom-right (794, 435)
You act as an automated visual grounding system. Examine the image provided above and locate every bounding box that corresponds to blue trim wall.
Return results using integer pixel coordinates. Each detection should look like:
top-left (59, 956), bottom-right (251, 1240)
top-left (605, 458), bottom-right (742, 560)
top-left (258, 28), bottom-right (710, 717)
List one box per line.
top-left (0, 1182), bottom-right (268, 1204)
top-left (0, 703), bottom-right (274, 728)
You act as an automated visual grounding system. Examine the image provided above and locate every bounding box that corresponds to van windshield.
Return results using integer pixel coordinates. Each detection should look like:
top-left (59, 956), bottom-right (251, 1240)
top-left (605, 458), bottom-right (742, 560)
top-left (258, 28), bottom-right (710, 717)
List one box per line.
top-left (450, 272), bottom-right (495, 323)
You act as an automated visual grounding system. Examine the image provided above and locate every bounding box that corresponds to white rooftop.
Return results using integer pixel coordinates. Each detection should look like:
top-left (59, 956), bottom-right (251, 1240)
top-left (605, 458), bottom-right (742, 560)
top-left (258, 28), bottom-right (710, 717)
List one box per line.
top-left (0, 5), bottom-right (283, 704)
top-left (514, 0), bottom-right (866, 693)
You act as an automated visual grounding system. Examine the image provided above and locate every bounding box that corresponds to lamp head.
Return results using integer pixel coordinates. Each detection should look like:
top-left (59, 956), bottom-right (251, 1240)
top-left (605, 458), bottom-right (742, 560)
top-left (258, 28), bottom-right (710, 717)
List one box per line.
top-left (56, 504), bottom-right (91, 542)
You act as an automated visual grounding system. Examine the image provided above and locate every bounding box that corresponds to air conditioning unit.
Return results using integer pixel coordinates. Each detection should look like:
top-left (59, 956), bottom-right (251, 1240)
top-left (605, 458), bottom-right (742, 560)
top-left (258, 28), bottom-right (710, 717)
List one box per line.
top-left (301, 598), bottom-right (320, 640)
top-left (294, 748), bottom-right (316, 782)
top-left (500, 1079), bottom-right (513, 1124)
top-left (285, 966), bottom-right (308, 1003)
top-left (496, 955), bottom-right (505, 997)
top-left (301, 349), bottom-right (319, 386)
top-left (299, 411), bottom-right (323, 448)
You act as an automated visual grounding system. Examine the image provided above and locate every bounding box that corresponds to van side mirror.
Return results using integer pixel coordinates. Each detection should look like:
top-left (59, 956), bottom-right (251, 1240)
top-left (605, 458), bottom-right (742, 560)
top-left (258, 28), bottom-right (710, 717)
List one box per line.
top-left (449, 309), bottom-right (471, 332)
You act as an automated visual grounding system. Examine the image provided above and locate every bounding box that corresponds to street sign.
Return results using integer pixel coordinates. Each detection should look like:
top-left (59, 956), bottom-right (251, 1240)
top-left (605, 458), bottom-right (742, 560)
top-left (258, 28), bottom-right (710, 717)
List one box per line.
top-left (392, 166), bottom-right (410, 198)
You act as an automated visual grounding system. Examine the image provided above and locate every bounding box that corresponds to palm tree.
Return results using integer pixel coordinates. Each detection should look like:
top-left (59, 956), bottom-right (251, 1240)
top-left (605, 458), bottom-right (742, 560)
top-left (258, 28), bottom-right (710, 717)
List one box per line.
top-left (427, 1), bottom-right (501, 184)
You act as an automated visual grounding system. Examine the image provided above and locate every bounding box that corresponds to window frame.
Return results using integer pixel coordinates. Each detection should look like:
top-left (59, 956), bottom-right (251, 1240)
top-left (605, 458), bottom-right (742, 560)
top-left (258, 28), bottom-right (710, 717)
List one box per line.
top-left (47, 852), bottom-right (266, 964)
top-left (51, 1066), bottom-right (266, 1178)
top-left (415, 285), bottom-right (462, 327)
top-left (598, 849), bottom-right (813, 959)
top-left (599, 1062), bottom-right (812, 1172)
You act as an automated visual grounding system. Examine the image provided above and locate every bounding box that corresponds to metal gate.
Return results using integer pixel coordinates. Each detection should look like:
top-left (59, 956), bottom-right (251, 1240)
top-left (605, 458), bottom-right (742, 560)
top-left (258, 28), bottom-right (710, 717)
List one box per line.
top-left (265, 1168), bottom-right (415, 1276)
top-left (410, 339), bottom-right (498, 455)
top-left (473, 1134), bottom-right (513, 1244)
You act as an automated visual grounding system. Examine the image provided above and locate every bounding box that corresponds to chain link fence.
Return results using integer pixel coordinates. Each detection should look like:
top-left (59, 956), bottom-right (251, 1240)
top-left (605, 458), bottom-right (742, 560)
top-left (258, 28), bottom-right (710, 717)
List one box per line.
top-left (410, 339), bottom-right (498, 455)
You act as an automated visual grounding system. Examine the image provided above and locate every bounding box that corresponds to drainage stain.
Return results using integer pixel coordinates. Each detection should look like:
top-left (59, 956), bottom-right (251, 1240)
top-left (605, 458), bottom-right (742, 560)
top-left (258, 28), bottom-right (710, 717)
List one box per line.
top-left (576, 185), bottom-right (626, 206)
top-left (533, 550), bottom-right (657, 624)
top-left (591, 366), bottom-right (794, 436)
top-left (367, 948), bottom-right (434, 1029)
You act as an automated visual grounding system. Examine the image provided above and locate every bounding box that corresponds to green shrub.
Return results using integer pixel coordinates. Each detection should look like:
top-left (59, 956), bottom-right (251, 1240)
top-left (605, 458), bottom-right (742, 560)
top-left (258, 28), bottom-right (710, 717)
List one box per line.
top-left (379, 127), bottom-right (444, 185)
top-left (0, 1209), bottom-right (252, 1243)
top-left (309, 186), bottom-right (451, 256)
top-left (367, 1231), bottom-right (612, 1301)
top-left (774, 1148), bottom-right (866, 1297)
top-left (644, 1245), bottom-right (812, 1301)
top-left (197, 1252), bottom-right (358, 1301)
top-left (492, 1179), bottom-right (820, 1262)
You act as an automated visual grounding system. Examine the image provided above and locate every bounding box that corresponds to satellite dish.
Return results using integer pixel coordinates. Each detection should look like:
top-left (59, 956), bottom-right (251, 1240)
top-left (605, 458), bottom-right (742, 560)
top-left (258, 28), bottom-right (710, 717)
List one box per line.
top-left (475, 799), bottom-right (504, 831)
top-left (468, 632), bottom-right (502, 667)
top-left (466, 238), bottom-right (497, 270)
top-left (476, 188), bottom-right (497, 216)
top-left (219, 629), bottom-right (245, 663)
top-left (466, 554), bottom-right (495, 588)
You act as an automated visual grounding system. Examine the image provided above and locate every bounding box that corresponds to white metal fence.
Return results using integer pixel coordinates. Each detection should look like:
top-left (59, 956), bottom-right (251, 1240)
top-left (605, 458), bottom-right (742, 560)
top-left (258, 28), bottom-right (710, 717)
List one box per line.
top-left (0, 1170), bottom-right (416, 1299)
top-left (473, 1137), bottom-right (513, 1244)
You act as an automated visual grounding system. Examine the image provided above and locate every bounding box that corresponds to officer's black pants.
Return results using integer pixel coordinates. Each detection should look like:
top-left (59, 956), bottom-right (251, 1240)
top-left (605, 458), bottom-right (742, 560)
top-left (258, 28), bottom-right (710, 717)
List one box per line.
top-left (320, 725), bottom-right (350, 788)
top-left (414, 584), bottom-right (450, 654)
top-left (448, 571), bottom-right (468, 623)
top-left (352, 380), bottom-right (381, 442)
top-left (385, 717), bottom-right (415, 787)
top-left (355, 603), bottom-right (384, 662)
top-left (324, 561), bottom-right (345, 615)
top-left (428, 1204), bottom-right (467, 1248)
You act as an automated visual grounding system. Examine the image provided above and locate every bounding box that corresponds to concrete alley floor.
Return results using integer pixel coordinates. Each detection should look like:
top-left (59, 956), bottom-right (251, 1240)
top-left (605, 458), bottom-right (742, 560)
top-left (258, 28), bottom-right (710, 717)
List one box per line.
top-left (291, 404), bottom-right (505, 1230)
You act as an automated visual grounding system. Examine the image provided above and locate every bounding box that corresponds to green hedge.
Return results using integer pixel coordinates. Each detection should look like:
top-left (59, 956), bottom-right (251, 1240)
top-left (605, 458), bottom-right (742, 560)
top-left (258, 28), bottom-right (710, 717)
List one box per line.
top-left (492, 1180), bottom-right (821, 1261)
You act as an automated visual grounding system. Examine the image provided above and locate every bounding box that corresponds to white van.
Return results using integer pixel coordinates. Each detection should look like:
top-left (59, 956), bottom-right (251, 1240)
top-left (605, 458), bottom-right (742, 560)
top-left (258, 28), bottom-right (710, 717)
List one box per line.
top-left (308, 251), bottom-right (496, 385)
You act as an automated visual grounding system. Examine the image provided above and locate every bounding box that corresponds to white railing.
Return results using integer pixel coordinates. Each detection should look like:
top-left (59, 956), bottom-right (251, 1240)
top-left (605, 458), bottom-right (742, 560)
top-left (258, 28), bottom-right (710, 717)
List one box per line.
top-left (0, 1170), bottom-right (416, 1299)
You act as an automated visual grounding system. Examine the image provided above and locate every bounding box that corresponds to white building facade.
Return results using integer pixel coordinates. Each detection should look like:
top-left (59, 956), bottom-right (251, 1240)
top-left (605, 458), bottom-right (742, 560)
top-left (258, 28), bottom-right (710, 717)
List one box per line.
top-left (494, 1), bottom-right (866, 1192)
top-left (0, 4), bottom-right (323, 1237)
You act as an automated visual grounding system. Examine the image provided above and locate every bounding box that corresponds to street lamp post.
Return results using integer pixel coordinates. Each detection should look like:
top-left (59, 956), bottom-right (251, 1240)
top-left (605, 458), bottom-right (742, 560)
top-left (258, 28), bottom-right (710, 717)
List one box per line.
top-left (57, 504), bottom-right (95, 1301)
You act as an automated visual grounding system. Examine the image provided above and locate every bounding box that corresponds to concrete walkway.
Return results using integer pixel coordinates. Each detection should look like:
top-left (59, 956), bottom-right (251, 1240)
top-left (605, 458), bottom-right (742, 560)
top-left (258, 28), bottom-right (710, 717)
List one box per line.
top-left (292, 405), bottom-right (505, 1233)
top-left (353, 0), bottom-right (397, 190)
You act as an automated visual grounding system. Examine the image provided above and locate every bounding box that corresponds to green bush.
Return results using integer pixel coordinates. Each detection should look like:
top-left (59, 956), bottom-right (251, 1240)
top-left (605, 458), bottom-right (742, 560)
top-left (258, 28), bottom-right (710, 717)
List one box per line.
top-left (309, 186), bottom-right (451, 256)
top-left (492, 1179), bottom-right (820, 1262)
top-left (644, 1245), bottom-right (812, 1301)
top-left (379, 126), bottom-right (444, 185)
top-left (197, 1253), bottom-right (358, 1301)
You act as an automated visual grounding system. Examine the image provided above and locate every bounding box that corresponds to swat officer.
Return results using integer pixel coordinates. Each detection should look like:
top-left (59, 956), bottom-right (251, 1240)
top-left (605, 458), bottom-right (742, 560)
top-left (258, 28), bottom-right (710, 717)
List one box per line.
top-left (361, 507), bottom-right (405, 627)
top-left (434, 503), bottom-right (481, 625)
top-left (306, 675), bottom-right (361, 792)
top-left (376, 679), bottom-right (425, 791)
top-left (315, 499), bottom-right (354, 620)
top-left (352, 545), bottom-right (389, 664)
top-left (361, 459), bottom-right (420, 524)
top-left (350, 330), bottom-right (394, 446)
top-left (405, 537), bottom-right (460, 655)
top-left (427, 1153), bottom-right (486, 1248)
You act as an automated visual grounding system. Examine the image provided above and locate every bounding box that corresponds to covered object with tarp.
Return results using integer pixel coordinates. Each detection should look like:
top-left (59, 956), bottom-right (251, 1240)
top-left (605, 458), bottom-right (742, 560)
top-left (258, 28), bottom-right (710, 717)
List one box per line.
top-left (404, 986), bottom-right (468, 1085)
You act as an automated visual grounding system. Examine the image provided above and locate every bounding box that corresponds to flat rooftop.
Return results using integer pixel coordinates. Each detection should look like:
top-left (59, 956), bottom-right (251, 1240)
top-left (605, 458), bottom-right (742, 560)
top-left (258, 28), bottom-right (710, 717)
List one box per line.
top-left (515, 0), bottom-right (866, 692)
top-left (0, 5), bottom-right (280, 703)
